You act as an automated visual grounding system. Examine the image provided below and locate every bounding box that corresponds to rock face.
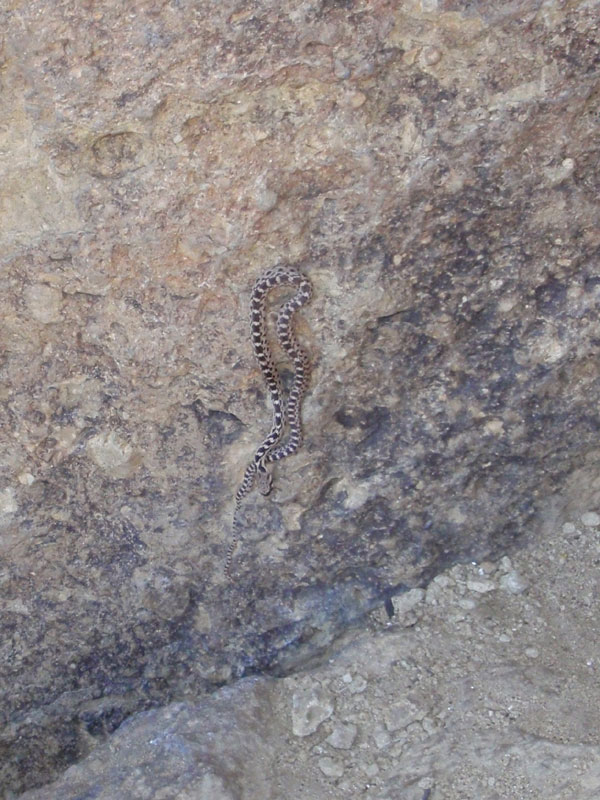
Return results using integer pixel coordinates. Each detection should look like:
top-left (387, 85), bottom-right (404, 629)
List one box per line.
top-left (16, 510), bottom-right (600, 799)
top-left (1, 0), bottom-right (599, 793)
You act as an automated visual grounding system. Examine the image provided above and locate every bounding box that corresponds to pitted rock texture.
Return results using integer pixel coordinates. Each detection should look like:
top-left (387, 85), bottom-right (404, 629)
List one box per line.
top-left (1, 0), bottom-right (600, 793)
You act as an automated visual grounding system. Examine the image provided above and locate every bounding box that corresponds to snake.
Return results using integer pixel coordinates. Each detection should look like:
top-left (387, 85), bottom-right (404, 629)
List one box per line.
top-left (225, 265), bottom-right (313, 576)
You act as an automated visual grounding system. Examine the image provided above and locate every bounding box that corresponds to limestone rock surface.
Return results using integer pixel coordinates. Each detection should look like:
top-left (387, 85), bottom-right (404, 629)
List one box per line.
top-left (1, 0), bottom-right (599, 793)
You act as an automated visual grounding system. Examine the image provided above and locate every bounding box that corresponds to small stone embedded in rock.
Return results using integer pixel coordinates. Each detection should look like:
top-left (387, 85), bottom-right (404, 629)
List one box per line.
top-left (326, 722), bottom-right (357, 750)
top-left (87, 431), bottom-right (142, 479)
top-left (347, 675), bottom-right (367, 695)
top-left (318, 757), bottom-right (344, 778)
top-left (348, 91), bottom-right (367, 109)
top-left (291, 683), bottom-right (334, 737)
top-left (373, 724), bottom-right (391, 749)
top-left (254, 184), bottom-right (278, 212)
top-left (420, 46), bottom-right (442, 66)
top-left (466, 578), bottom-right (496, 593)
top-left (383, 699), bottom-right (425, 732)
top-left (581, 512), bottom-right (600, 527)
top-left (499, 571), bottom-right (529, 595)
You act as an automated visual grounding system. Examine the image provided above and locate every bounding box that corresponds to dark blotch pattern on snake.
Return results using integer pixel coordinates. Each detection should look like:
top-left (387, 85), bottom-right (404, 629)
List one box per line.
top-left (226, 265), bottom-right (313, 576)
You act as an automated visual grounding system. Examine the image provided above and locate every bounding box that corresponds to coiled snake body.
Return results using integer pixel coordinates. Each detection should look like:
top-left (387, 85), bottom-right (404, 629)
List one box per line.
top-left (226, 266), bottom-right (313, 576)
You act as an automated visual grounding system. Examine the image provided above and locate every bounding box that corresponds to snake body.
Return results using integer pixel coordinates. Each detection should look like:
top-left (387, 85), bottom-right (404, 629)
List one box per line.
top-left (226, 265), bottom-right (313, 576)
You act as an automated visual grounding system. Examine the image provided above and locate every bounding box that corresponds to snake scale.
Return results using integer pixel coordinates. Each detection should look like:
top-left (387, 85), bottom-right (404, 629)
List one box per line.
top-left (225, 265), bottom-right (313, 576)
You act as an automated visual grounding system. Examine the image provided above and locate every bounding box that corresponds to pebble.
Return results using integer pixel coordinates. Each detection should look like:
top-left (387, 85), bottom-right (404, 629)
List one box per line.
top-left (466, 578), bottom-right (496, 593)
top-left (291, 684), bottom-right (334, 737)
top-left (384, 699), bottom-right (425, 732)
top-left (254, 186), bottom-right (278, 212)
top-left (326, 723), bottom-right (357, 750)
top-left (373, 725), bottom-right (391, 749)
top-left (87, 431), bottom-right (140, 478)
top-left (420, 46), bottom-right (442, 66)
top-left (318, 757), bottom-right (344, 778)
top-left (348, 91), bottom-right (367, 109)
top-left (348, 675), bottom-right (367, 695)
top-left (499, 571), bottom-right (529, 595)
top-left (581, 511), bottom-right (600, 527)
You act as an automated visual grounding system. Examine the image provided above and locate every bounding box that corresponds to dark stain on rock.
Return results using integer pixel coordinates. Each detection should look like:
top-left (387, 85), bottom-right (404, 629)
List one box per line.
top-left (192, 401), bottom-right (244, 447)
top-left (84, 518), bottom-right (147, 575)
top-left (333, 405), bottom-right (391, 452)
top-left (355, 233), bottom-right (393, 273)
top-left (333, 408), bottom-right (357, 428)
top-left (80, 705), bottom-right (126, 738)
top-left (534, 276), bottom-right (567, 313)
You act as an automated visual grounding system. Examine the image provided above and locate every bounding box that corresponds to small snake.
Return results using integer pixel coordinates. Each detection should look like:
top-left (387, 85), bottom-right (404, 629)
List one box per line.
top-left (225, 265), bottom-right (313, 576)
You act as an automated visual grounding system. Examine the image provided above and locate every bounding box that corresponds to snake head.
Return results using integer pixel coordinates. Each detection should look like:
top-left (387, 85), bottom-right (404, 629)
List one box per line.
top-left (256, 466), bottom-right (273, 496)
